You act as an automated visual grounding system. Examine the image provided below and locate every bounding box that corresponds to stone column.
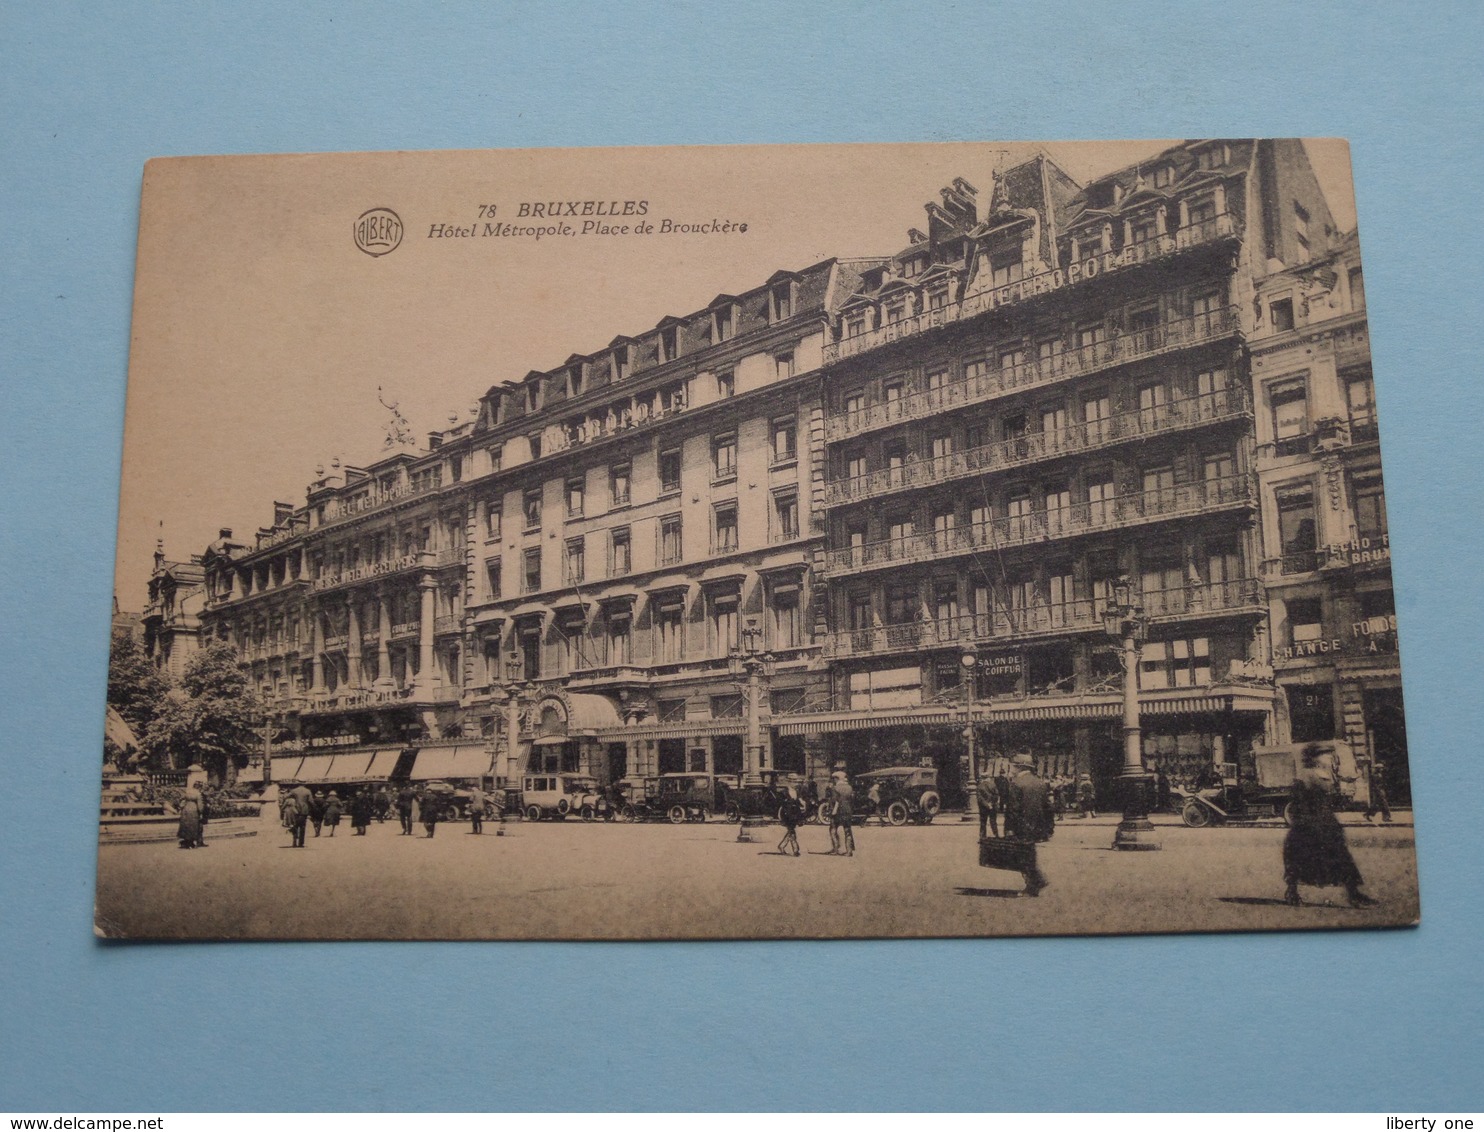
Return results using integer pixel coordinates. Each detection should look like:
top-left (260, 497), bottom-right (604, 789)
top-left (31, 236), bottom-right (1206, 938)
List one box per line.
top-left (347, 598), bottom-right (363, 688)
top-left (376, 591), bottom-right (392, 684)
top-left (309, 604), bottom-right (325, 692)
top-left (416, 575), bottom-right (437, 693)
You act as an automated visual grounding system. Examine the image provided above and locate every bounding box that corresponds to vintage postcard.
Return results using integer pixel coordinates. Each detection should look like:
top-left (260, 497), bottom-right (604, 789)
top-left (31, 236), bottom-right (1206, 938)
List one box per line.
top-left (98, 140), bottom-right (1418, 940)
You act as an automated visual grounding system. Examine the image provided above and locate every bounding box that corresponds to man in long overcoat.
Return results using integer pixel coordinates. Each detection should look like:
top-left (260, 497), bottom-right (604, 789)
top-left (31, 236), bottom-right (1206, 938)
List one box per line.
top-left (286, 783), bottom-right (313, 848)
top-left (977, 771), bottom-right (1000, 839)
top-left (1002, 753), bottom-right (1055, 896)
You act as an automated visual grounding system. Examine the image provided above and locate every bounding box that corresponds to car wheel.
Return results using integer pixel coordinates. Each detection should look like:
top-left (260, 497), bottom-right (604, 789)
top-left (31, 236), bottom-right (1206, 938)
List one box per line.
top-left (725, 803), bottom-right (741, 823)
top-left (524, 805), bottom-right (542, 823)
top-left (1182, 800), bottom-right (1211, 828)
top-left (885, 800), bottom-right (909, 826)
top-left (918, 791), bottom-right (942, 823)
top-left (1282, 800), bottom-right (1296, 828)
top-left (817, 802), bottom-right (833, 824)
top-left (580, 804), bottom-right (596, 822)
top-left (668, 804), bottom-right (688, 825)
top-left (556, 797), bottom-right (571, 816)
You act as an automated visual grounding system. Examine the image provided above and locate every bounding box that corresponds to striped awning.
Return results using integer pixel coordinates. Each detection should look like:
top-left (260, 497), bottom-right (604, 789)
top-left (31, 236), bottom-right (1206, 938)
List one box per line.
top-left (410, 745), bottom-right (493, 780)
top-left (774, 707), bottom-right (961, 736)
top-left (319, 751), bottom-right (376, 781)
top-left (363, 748), bottom-right (405, 778)
top-left (289, 754), bottom-right (337, 781)
top-left (272, 755), bottom-right (305, 781)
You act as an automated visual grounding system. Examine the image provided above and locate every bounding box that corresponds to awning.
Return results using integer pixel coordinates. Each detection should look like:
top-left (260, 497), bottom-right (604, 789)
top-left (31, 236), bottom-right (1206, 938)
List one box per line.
top-left (320, 751), bottom-right (376, 781)
top-left (410, 745), bottom-right (493, 780)
top-left (272, 755), bottom-right (305, 780)
top-left (363, 748), bottom-right (405, 778)
top-left (774, 707), bottom-right (960, 736)
top-left (531, 734), bottom-right (573, 747)
top-left (592, 718), bottom-right (747, 741)
top-left (290, 753), bottom-right (338, 781)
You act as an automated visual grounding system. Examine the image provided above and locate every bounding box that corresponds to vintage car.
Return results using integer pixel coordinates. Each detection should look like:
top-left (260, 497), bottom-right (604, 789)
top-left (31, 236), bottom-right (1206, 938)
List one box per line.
top-left (650, 772), bottom-right (726, 823)
top-left (848, 766), bottom-right (943, 825)
top-left (1176, 742), bottom-right (1362, 828)
top-left (519, 773), bottom-right (610, 821)
top-left (723, 769), bottom-right (801, 823)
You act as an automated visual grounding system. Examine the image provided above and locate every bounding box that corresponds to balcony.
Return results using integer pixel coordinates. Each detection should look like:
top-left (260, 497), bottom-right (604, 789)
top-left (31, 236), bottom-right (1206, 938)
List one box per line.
top-left (825, 387), bottom-right (1250, 507)
top-left (823, 215), bottom-right (1241, 368)
top-left (308, 547), bottom-right (463, 594)
top-left (824, 308), bottom-right (1241, 443)
top-left (434, 615), bottom-right (461, 635)
top-left (565, 663), bottom-right (652, 691)
top-left (826, 580), bottom-right (1261, 659)
top-left (824, 473), bottom-right (1256, 577)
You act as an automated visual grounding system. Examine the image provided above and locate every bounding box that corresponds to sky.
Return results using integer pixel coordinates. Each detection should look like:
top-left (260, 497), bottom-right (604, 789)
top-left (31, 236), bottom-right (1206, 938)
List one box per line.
top-left (115, 138), bottom-right (1355, 605)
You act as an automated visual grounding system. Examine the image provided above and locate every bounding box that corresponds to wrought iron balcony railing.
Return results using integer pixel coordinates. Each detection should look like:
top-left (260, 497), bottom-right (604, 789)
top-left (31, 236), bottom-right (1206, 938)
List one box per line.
top-left (825, 386), bottom-right (1250, 507)
top-left (824, 579), bottom-right (1262, 658)
top-left (824, 307), bottom-right (1241, 443)
top-left (824, 473), bottom-right (1256, 577)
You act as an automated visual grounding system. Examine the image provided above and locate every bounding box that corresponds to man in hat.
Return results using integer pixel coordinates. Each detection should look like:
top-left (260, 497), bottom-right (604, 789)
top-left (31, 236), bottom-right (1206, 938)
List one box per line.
top-left (286, 782), bottom-right (313, 848)
top-left (1002, 753), bottom-right (1055, 896)
top-left (977, 767), bottom-right (1000, 839)
top-left (827, 771), bottom-right (855, 856)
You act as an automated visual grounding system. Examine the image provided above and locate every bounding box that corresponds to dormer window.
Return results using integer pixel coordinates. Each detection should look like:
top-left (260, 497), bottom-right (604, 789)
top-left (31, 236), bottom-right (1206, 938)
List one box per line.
top-left (989, 248), bottom-right (1023, 287)
top-left (1153, 165), bottom-right (1173, 189)
top-left (926, 286), bottom-right (950, 311)
top-left (1188, 197), bottom-right (1217, 226)
top-left (770, 281), bottom-right (794, 322)
top-left (526, 383), bottom-right (540, 412)
top-left (845, 313), bottom-right (869, 338)
top-left (884, 300), bottom-right (907, 324)
top-left (1196, 143), bottom-right (1230, 171)
top-left (903, 256), bottom-right (924, 278)
top-left (712, 303), bottom-right (735, 343)
top-left (568, 364), bottom-right (584, 397)
top-left (1130, 216), bottom-right (1157, 245)
top-left (612, 344), bottom-right (629, 381)
top-left (660, 326), bottom-right (678, 362)
top-left (1078, 230), bottom-right (1105, 258)
top-left (1086, 183), bottom-right (1115, 210)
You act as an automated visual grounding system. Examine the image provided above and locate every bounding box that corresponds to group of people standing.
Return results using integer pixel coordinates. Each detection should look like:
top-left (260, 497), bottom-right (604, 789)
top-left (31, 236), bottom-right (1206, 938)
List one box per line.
top-left (775, 772), bottom-right (855, 857)
top-left (278, 784), bottom-right (378, 846)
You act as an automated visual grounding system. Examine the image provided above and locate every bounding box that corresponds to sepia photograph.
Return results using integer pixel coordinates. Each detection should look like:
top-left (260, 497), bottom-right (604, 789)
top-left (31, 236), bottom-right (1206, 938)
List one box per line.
top-left (96, 138), bottom-right (1419, 941)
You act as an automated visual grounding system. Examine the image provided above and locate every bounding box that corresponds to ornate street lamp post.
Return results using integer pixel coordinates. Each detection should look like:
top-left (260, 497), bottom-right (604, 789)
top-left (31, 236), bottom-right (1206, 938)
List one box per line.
top-left (729, 617), bottom-right (776, 787)
top-left (504, 654), bottom-right (531, 783)
top-left (1103, 575), bottom-right (1160, 851)
top-left (960, 643), bottom-right (979, 821)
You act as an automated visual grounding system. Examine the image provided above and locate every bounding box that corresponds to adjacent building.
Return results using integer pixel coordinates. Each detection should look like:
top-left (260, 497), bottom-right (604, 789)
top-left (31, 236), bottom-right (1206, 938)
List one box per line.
top-left (183, 140), bottom-right (1408, 804)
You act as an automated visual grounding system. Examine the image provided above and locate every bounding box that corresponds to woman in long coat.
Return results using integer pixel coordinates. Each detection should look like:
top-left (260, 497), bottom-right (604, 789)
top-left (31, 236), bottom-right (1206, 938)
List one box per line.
top-left (323, 790), bottom-right (343, 836)
top-left (1283, 744), bottom-right (1377, 907)
top-left (349, 788), bottom-right (373, 835)
top-left (176, 784), bottom-right (204, 849)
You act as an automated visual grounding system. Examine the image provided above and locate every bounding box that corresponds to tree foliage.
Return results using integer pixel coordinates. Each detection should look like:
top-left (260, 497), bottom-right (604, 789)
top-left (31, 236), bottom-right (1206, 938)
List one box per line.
top-left (142, 643), bottom-right (262, 783)
top-left (107, 626), bottom-right (169, 734)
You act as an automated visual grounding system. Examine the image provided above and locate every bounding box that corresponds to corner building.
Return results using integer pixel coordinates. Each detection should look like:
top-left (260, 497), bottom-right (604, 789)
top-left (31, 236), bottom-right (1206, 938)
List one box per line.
top-left (191, 140), bottom-right (1389, 805)
top-left (813, 141), bottom-right (1341, 803)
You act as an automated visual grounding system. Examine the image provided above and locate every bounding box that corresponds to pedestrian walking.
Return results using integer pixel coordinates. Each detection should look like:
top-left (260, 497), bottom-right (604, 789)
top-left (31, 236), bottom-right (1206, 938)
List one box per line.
top-left (286, 783), bottom-right (313, 848)
top-left (176, 783), bottom-right (205, 850)
top-left (396, 783), bottom-right (415, 835)
top-left (374, 786), bottom-right (391, 823)
top-left (467, 783), bottom-right (485, 834)
top-left (422, 789), bottom-right (441, 838)
top-left (1077, 774), bottom-right (1097, 819)
top-left (1283, 744), bottom-right (1377, 907)
top-left (309, 790), bottom-right (326, 837)
top-left (977, 772), bottom-right (1000, 839)
top-left (777, 791), bottom-right (802, 856)
top-left (827, 772), bottom-right (855, 856)
top-left (1155, 768), bottom-right (1172, 814)
top-left (1002, 752), bottom-right (1055, 896)
top-left (323, 790), bottom-right (342, 836)
top-left (1364, 760), bottom-right (1393, 823)
top-left (350, 787), bottom-right (373, 835)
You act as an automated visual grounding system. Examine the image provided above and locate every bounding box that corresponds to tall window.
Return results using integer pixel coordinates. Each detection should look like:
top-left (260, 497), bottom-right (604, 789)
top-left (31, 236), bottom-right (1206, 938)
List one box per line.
top-left (1041, 405), bottom-right (1067, 437)
top-left (566, 477), bottom-right (585, 518)
top-left (1076, 323), bottom-right (1105, 350)
top-left (713, 502), bottom-right (739, 554)
top-left (710, 592), bottom-right (740, 655)
top-left (848, 592), bottom-right (873, 632)
top-left (1044, 483), bottom-right (1071, 534)
top-left (1048, 567), bottom-right (1074, 625)
top-left (1196, 366), bottom-right (1229, 402)
top-left (660, 514), bottom-right (683, 565)
top-left (610, 462), bottom-right (631, 506)
top-left (658, 448), bottom-right (682, 495)
top-left (1083, 391), bottom-right (1111, 442)
top-left (713, 432), bottom-right (737, 480)
top-left (1287, 598), bottom-right (1324, 648)
top-left (1007, 491), bottom-right (1032, 538)
top-left (888, 514), bottom-right (914, 551)
top-left (771, 282), bottom-right (793, 322)
top-left (716, 371), bottom-right (735, 399)
top-left (845, 451), bottom-right (867, 481)
top-left (932, 508), bottom-right (955, 548)
top-left (565, 538), bottom-right (585, 585)
top-left (523, 489), bottom-right (542, 530)
top-left (886, 586), bottom-right (918, 626)
top-left (1142, 465), bottom-right (1175, 509)
top-left (610, 527), bottom-right (631, 576)
top-left (1277, 488), bottom-right (1318, 571)
top-left (606, 611), bottom-right (631, 665)
top-left (933, 581), bottom-right (959, 626)
top-left (485, 502), bottom-right (503, 541)
top-left (713, 304), bottom-right (733, 342)
top-left (1269, 298), bottom-right (1295, 332)
top-left (1138, 383), bottom-right (1168, 428)
top-left (772, 416), bottom-right (797, 463)
top-left (520, 627), bottom-right (541, 681)
top-left (523, 548), bottom-right (542, 593)
top-left (1203, 451), bottom-right (1235, 482)
top-left (653, 599), bottom-right (684, 664)
top-left (1348, 267), bottom-right (1365, 311)
top-left (485, 558), bottom-right (502, 600)
top-left (1270, 379), bottom-right (1309, 454)
top-left (775, 352), bottom-right (796, 381)
top-left (1353, 475), bottom-right (1388, 541)
top-left (930, 433), bottom-right (953, 460)
top-left (773, 491), bottom-right (800, 542)
top-left (990, 249), bottom-right (1023, 286)
top-left (1346, 374), bottom-right (1377, 437)
top-left (770, 585), bottom-right (801, 649)
top-left (998, 344), bottom-right (1026, 371)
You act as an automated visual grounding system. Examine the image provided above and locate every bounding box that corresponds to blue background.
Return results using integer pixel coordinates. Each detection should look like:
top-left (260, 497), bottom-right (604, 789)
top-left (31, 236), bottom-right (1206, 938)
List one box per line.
top-left (2, 0), bottom-right (1481, 1112)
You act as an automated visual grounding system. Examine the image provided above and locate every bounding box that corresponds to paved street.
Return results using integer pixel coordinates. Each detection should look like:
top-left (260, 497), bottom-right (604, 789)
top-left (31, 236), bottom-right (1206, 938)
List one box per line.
top-left (95, 811), bottom-right (1419, 940)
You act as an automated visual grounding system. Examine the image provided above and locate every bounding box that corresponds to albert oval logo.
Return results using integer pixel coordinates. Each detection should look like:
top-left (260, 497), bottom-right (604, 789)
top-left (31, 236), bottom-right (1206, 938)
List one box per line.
top-left (354, 207), bottom-right (403, 257)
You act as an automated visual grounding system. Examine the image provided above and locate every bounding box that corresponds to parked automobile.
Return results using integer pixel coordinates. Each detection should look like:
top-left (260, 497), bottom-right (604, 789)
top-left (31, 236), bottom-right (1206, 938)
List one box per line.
top-left (652, 772), bottom-right (725, 823)
top-left (849, 766), bottom-right (943, 825)
top-left (723, 769), bottom-right (802, 823)
top-left (1176, 742), bottom-right (1360, 828)
top-left (519, 773), bottom-right (610, 821)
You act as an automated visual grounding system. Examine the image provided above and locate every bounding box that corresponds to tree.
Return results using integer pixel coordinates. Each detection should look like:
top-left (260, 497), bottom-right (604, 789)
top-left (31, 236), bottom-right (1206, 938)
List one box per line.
top-left (107, 626), bottom-right (169, 735)
top-left (142, 643), bottom-right (262, 784)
